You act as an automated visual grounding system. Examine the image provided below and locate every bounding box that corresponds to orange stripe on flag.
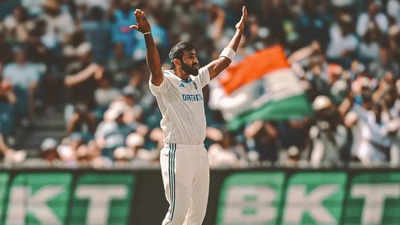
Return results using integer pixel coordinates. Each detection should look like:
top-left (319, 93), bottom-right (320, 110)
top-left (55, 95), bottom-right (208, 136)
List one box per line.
top-left (218, 45), bottom-right (289, 95)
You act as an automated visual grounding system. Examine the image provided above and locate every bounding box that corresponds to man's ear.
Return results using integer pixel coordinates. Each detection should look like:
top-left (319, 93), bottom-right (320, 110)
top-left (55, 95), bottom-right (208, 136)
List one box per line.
top-left (173, 58), bottom-right (181, 67)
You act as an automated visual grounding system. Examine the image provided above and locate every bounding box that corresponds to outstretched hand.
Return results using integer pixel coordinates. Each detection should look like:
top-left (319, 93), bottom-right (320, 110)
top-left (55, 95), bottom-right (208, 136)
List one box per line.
top-left (235, 6), bottom-right (247, 32)
top-left (129, 9), bottom-right (151, 33)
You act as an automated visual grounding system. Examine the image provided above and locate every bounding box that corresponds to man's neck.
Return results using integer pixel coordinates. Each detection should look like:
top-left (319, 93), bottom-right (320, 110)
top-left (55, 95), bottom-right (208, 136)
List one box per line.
top-left (17, 62), bottom-right (26, 67)
top-left (174, 68), bottom-right (190, 80)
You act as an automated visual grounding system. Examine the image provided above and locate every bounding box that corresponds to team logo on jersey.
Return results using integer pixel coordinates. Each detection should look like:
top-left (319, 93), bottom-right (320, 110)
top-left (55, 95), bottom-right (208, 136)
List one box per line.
top-left (179, 83), bottom-right (185, 88)
top-left (182, 94), bottom-right (203, 102)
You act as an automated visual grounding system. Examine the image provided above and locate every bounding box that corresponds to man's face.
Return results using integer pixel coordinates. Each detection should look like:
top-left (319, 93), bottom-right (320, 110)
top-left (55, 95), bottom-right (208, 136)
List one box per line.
top-left (15, 51), bottom-right (26, 64)
top-left (180, 49), bottom-right (200, 75)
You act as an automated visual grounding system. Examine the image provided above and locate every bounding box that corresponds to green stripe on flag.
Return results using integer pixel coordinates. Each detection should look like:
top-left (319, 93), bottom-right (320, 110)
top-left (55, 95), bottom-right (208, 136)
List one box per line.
top-left (228, 94), bottom-right (314, 130)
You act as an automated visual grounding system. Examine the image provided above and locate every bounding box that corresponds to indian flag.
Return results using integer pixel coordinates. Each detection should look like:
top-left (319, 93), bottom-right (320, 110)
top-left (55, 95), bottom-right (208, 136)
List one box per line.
top-left (209, 45), bottom-right (313, 131)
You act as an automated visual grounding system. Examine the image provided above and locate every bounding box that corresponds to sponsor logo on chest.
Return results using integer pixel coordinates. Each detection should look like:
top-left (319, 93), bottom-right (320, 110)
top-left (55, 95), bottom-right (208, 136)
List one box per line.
top-left (178, 81), bottom-right (203, 102)
top-left (182, 94), bottom-right (203, 102)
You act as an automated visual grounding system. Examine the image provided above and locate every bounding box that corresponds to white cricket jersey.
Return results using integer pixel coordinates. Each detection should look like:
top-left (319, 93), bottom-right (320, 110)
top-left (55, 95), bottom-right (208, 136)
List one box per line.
top-left (149, 67), bottom-right (210, 145)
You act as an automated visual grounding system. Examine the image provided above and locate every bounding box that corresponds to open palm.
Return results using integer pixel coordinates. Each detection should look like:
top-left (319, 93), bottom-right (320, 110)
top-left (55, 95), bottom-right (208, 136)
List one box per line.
top-left (235, 6), bottom-right (247, 32)
top-left (129, 9), bottom-right (151, 33)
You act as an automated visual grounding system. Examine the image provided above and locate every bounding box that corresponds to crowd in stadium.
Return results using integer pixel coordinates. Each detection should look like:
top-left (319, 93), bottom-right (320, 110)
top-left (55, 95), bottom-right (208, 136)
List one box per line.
top-left (0, 0), bottom-right (399, 168)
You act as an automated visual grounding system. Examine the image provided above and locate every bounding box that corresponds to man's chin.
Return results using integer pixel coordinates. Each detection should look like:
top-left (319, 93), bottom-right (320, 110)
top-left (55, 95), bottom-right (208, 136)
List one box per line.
top-left (183, 68), bottom-right (199, 75)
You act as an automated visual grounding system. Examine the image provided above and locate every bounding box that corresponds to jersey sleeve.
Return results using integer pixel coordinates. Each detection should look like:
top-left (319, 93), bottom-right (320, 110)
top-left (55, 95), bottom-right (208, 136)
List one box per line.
top-left (149, 72), bottom-right (172, 96)
top-left (193, 66), bottom-right (211, 88)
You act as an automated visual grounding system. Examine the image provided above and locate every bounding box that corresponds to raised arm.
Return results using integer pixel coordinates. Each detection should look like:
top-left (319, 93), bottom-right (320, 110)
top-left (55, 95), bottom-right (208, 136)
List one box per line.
top-left (130, 9), bottom-right (163, 86)
top-left (64, 63), bottom-right (101, 87)
top-left (207, 6), bottom-right (247, 80)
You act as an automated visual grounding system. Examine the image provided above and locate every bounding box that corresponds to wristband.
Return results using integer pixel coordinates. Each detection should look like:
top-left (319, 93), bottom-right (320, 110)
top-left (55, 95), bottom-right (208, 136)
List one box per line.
top-left (143, 32), bottom-right (151, 35)
top-left (219, 47), bottom-right (236, 61)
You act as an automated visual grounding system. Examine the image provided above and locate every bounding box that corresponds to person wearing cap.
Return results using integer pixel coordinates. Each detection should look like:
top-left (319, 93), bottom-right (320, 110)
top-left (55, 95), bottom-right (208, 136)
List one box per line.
top-left (310, 95), bottom-right (351, 167)
top-left (40, 137), bottom-right (59, 164)
top-left (94, 105), bottom-right (137, 159)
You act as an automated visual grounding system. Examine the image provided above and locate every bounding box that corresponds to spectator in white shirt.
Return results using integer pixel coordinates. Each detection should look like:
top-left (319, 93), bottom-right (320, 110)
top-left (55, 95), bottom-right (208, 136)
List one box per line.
top-left (356, 1), bottom-right (389, 37)
top-left (327, 13), bottom-right (358, 59)
top-left (387, 0), bottom-right (400, 24)
top-left (40, 0), bottom-right (75, 46)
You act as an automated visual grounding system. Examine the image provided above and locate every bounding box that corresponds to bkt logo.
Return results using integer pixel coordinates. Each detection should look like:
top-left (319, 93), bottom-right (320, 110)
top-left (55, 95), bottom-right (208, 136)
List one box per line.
top-left (5, 185), bottom-right (127, 225)
top-left (1, 173), bottom-right (133, 225)
top-left (217, 172), bottom-right (400, 225)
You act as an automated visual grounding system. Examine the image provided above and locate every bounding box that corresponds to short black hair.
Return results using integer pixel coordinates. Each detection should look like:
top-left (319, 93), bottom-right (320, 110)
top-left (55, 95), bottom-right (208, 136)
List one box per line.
top-left (168, 41), bottom-right (195, 61)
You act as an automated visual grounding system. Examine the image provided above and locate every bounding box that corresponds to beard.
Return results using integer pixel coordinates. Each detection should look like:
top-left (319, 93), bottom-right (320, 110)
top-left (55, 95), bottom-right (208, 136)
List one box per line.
top-left (181, 61), bottom-right (199, 75)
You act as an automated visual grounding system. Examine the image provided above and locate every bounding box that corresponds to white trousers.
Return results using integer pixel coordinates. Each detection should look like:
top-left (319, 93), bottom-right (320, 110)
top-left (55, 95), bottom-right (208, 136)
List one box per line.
top-left (160, 143), bottom-right (210, 225)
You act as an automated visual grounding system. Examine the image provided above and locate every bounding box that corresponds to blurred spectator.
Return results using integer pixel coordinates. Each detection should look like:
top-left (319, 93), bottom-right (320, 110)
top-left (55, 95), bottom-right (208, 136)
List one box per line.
top-left (295, 0), bottom-right (330, 48)
top-left (66, 103), bottom-right (96, 136)
top-left (25, 24), bottom-right (52, 64)
top-left (0, 67), bottom-right (17, 136)
top-left (149, 127), bottom-right (164, 150)
top-left (260, 0), bottom-right (287, 45)
top-left (95, 106), bottom-right (137, 159)
top-left (132, 7), bottom-right (169, 61)
top-left (327, 12), bottom-right (358, 62)
top-left (208, 128), bottom-right (247, 168)
top-left (123, 63), bottom-right (155, 114)
top-left (126, 133), bottom-right (159, 164)
top-left (81, 6), bottom-right (112, 64)
top-left (107, 43), bottom-right (133, 87)
top-left (369, 45), bottom-right (400, 79)
top-left (21, 0), bottom-right (45, 16)
top-left (40, 0), bottom-right (75, 47)
top-left (111, 0), bottom-right (136, 56)
top-left (64, 62), bottom-right (103, 123)
top-left (113, 146), bottom-right (134, 164)
top-left (0, 28), bottom-right (13, 64)
top-left (3, 5), bottom-right (34, 42)
top-left (245, 121), bottom-right (280, 164)
top-left (349, 91), bottom-right (392, 165)
top-left (309, 96), bottom-right (351, 167)
top-left (387, 0), bottom-right (400, 24)
top-left (358, 23), bottom-right (381, 63)
top-left (75, 0), bottom-right (110, 12)
top-left (63, 30), bottom-right (91, 72)
top-left (203, 4), bottom-right (226, 46)
top-left (2, 46), bottom-right (42, 122)
top-left (282, 145), bottom-right (309, 167)
top-left (388, 25), bottom-right (400, 61)
top-left (40, 137), bottom-right (59, 165)
top-left (0, 133), bottom-right (26, 163)
top-left (94, 72), bottom-right (121, 107)
top-left (356, 1), bottom-right (388, 37)
top-left (114, 86), bottom-right (143, 123)
top-left (93, 72), bottom-right (121, 120)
